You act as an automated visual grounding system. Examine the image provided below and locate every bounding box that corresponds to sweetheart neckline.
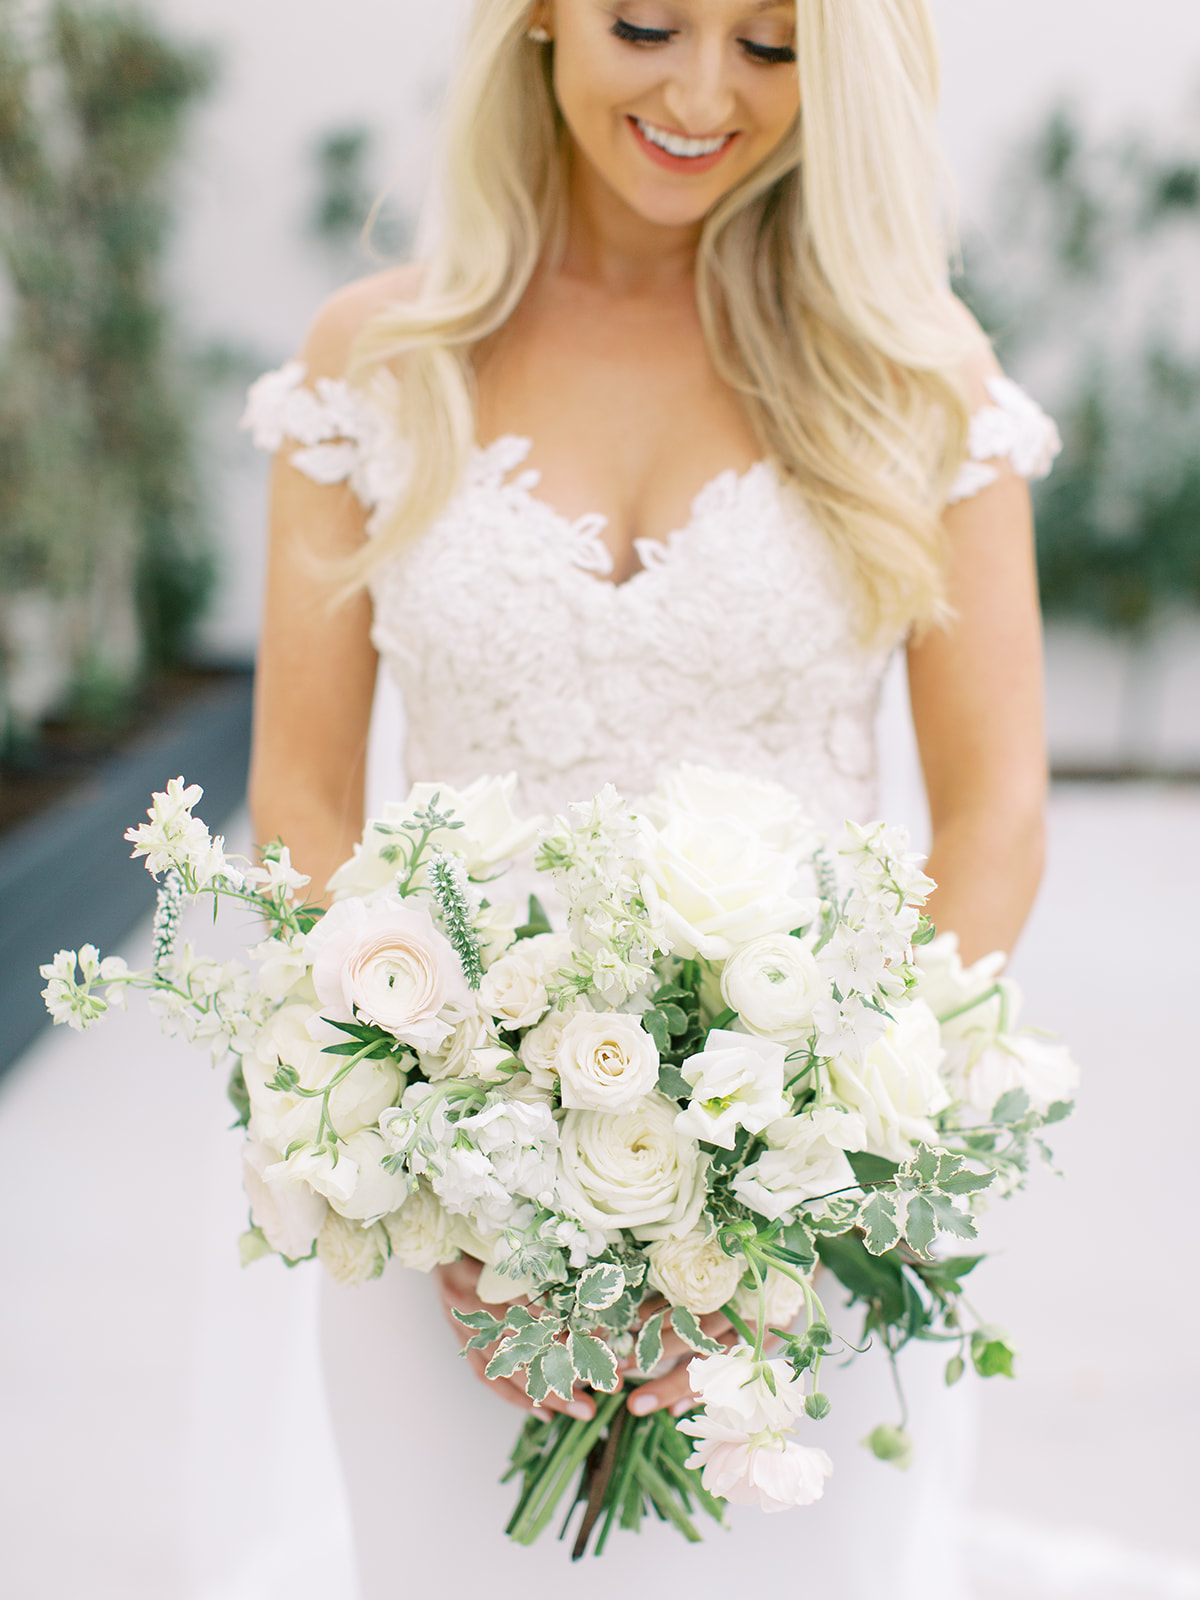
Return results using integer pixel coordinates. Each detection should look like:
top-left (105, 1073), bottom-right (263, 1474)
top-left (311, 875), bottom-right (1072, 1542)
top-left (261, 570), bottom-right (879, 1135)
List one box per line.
top-left (467, 433), bottom-right (778, 591)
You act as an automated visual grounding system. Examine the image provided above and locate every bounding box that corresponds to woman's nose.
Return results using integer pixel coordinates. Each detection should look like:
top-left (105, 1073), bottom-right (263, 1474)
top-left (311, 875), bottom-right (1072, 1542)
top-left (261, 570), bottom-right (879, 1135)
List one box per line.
top-left (661, 38), bottom-right (737, 135)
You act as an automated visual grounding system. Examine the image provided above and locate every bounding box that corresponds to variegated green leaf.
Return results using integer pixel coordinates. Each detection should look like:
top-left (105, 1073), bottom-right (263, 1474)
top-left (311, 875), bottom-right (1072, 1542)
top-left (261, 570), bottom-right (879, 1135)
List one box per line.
top-left (635, 1310), bottom-right (666, 1373)
top-left (576, 1263), bottom-right (625, 1312)
top-left (569, 1332), bottom-right (619, 1392)
top-left (859, 1190), bottom-right (901, 1255)
top-left (670, 1306), bottom-right (724, 1355)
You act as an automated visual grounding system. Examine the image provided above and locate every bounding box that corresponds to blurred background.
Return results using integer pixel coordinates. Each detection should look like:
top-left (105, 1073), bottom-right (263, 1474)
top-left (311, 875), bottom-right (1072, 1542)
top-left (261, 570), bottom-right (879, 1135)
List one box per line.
top-left (0, 2), bottom-right (1196, 1597)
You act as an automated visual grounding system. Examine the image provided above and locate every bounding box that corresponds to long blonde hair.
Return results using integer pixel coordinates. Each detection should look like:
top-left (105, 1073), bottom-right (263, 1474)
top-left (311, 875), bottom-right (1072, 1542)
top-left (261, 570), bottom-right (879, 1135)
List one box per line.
top-left (349, 0), bottom-right (971, 641)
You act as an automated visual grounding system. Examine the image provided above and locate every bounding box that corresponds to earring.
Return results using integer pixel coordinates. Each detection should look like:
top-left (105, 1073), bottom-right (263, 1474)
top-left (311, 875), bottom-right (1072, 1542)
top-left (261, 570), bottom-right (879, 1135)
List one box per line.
top-left (527, 25), bottom-right (551, 42)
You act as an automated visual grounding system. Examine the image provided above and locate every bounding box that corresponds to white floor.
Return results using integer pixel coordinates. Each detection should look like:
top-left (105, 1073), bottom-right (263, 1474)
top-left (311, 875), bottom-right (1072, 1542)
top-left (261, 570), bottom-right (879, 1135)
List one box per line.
top-left (1, 786), bottom-right (1197, 1600)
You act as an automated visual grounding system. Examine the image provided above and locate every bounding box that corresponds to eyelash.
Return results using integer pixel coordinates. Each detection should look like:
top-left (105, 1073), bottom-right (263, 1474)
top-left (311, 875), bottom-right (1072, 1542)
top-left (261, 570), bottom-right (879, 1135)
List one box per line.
top-left (609, 17), bottom-right (796, 65)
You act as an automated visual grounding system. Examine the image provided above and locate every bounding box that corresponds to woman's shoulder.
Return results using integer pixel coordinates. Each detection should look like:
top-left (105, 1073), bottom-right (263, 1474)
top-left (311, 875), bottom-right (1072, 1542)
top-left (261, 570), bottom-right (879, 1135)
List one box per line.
top-left (300, 263), bottom-right (426, 382)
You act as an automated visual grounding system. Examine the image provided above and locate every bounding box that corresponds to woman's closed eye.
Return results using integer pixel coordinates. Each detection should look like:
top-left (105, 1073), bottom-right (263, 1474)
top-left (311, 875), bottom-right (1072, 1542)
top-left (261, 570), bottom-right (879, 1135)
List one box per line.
top-left (609, 17), bottom-right (795, 66)
top-left (610, 17), bottom-right (676, 46)
top-left (739, 38), bottom-right (795, 66)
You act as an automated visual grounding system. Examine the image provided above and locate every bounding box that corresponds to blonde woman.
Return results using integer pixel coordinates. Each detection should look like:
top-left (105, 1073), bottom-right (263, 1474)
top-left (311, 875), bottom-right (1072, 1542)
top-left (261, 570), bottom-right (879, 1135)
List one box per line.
top-left (244, 0), bottom-right (1058, 1590)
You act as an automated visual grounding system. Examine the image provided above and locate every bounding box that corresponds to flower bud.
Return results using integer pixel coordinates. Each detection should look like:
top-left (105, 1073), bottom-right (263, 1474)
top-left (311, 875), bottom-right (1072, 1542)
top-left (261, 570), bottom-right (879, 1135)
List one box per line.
top-left (862, 1423), bottom-right (914, 1470)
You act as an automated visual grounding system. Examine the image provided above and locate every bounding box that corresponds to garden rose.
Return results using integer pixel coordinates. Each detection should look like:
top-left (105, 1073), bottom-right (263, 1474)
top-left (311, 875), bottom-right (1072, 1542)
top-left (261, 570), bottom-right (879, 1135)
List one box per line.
top-left (306, 895), bottom-right (472, 1051)
top-left (383, 1181), bottom-right (460, 1271)
top-left (828, 1000), bottom-right (950, 1161)
top-left (556, 1094), bottom-right (708, 1240)
top-left (556, 1011), bottom-right (660, 1114)
top-left (721, 933), bottom-right (827, 1039)
top-left (316, 1213), bottom-right (388, 1286)
top-left (646, 1228), bottom-right (743, 1317)
top-left (732, 1267), bottom-right (807, 1333)
top-left (675, 1029), bottom-right (788, 1149)
top-left (478, 933), bottom-right (569, 1030)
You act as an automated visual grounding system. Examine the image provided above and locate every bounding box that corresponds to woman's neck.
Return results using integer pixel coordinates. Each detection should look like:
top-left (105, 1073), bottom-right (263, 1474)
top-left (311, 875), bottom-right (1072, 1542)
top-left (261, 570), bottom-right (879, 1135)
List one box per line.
top-left (558, 146), bottom-right (702, 296)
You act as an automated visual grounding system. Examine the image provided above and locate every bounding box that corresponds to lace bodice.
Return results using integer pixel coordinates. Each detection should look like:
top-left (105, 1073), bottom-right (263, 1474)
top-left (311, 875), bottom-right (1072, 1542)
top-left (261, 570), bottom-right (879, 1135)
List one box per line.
top-left (244, 366), bottom-right (1059, 825)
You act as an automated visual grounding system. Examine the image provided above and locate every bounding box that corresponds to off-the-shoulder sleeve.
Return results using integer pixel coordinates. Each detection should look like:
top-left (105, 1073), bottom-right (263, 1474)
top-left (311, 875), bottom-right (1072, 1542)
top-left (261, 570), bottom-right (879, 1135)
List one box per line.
top-left (947, 375), bottom-right (1063, 505)
top-left (239, 361), bottom-right (408, 518)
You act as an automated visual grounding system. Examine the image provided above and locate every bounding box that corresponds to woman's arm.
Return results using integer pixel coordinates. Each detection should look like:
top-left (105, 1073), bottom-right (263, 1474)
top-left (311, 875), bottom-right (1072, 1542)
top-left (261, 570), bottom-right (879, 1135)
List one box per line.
top-left (248, 272), bottom-right (415, 898)
top-left (907, 346), bottom-right (1048, 963)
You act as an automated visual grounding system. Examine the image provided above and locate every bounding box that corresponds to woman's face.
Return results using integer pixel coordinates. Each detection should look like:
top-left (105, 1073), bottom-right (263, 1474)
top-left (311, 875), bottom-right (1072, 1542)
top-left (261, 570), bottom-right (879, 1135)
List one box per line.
top-left (542, 0), bottom-right (800, 230)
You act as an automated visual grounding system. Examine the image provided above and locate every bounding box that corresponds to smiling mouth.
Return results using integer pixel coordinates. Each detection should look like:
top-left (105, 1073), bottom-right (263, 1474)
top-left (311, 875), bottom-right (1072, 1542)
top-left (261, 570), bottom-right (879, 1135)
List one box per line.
top-left (628, 116), bottom-right (737, 171)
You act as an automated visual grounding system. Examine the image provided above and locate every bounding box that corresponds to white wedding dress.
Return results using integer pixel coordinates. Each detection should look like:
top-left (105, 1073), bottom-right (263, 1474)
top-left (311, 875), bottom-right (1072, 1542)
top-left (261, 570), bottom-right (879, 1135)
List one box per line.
top-left (243, 365), bottom-right (1060, 1600)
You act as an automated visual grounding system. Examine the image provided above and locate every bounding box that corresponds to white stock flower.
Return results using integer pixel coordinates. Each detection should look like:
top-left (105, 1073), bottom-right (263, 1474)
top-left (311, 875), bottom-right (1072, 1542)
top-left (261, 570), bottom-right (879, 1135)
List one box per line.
top-left (688, 1345), bottom-right (808, 1430)
top-left (556, 1094), bottom-right (708, 1240)
top-left (732, 1105), bottom-right (867, 1221)
top-left (242, 1137), bottom-right (327, 1260)
top-left (434, 1145), bottom-right (517, 1229)
top-left (316, 1212), bottom-right (388, 1285)
top-left (828, 1000), bottom-right (950, 1162)
top-left (477, 933), bottom-right (569, 1030)
top-left (306, 895), bottom-right (472, 1051)
top-left (556, 1011), bottom-right (660, 1115)
top-left (383, 1181), bottom-right (460, 1271)
top-left (646, 1229), bottom-right (743, 1317)
top-left (680, 1414), bottom-right (833, 1512)
top-left (720, 933), bottom-right (827, 1039)
top-left (459, 1098), bottom-right (559, 1203)
top-left (244, 1005), bottom-right (403, 1150)
top-left (675, 1029), bottom-right (788, 1149)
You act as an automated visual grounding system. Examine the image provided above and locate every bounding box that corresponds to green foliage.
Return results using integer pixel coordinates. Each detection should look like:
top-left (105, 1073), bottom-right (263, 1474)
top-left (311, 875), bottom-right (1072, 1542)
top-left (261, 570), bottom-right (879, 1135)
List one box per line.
top-left (958, 101), bottom-right (1200, 631)
top-left (0, 1), bottom-right (216, 740)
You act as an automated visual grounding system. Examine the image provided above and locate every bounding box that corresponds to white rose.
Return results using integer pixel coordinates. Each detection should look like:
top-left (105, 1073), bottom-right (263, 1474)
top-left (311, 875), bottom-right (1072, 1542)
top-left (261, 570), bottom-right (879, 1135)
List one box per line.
top-left (641, 765), bottom-right (819, 855)
top-left (731, 1105), bottom-right (867, 1221)
top-left (245, 1004), bottom-right (404, 1149)
top-left (383, 1181), bottom-right (460, 1271)
top-left (646, 1229), bottom-right (743, 1317)
top-left (556, 1011), bottom-right (660, 1115)
top-left (675, 1029), bottom-right (788, 1149)
top-left (638, 793), bottom-right (819, 963)
top-left (306, 895), bottom-right (472, 1051)
top-left (518, 1003), bottom-right (582, 1089)
top-left (828, 1000), bottom-right (951, 1161)
top-left (329, 1128), bottom-right (418, 1222)
top-left (556, 1094), bottom-right (709, 1240)
top-left (721, 934), bottom-right (827, 1039)
top-left (732, 1267), bottom-right (808, 1333)
top-left (241, 1137), bottom-right (327, 1260)
top-left (477, 933), bottom-right (569, 1030)
top-left (316, 1212), bottom-right (388, 1286)
top-left (953, 1033), bottom-right (1079, 1118)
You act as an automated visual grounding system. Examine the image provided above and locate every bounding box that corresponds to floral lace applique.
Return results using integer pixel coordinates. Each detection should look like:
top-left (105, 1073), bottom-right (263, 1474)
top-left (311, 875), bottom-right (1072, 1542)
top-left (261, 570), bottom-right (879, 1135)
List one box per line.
top-left (947, 375), bottom-right (1063, 505)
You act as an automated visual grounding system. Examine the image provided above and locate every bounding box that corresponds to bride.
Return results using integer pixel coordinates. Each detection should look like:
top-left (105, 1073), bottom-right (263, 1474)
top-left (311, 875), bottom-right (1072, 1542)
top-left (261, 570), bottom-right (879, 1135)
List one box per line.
top-left (244, 0), bottom-right (1058, 1593)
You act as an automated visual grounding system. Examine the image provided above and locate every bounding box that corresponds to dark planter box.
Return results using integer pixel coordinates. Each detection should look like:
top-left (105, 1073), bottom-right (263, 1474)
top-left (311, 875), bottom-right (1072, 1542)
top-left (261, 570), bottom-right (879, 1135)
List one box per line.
top-left (0, 671), bottom-right (254, 1080)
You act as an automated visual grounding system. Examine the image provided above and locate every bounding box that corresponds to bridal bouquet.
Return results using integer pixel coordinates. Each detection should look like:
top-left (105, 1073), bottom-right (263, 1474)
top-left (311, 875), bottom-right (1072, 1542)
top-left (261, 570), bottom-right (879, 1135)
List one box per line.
top-left (41, 765), bottom-right (1076, 1555)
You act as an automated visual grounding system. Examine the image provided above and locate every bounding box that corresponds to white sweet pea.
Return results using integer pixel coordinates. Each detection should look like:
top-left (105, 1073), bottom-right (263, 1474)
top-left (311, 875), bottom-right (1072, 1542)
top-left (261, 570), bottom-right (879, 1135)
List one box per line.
top-left (264, 1141), bottom-right (359, 1209)
top-left (418, 1011), bottom-right (497, 1082)
top-left (675, 1029), bottom-right (788, 1149)
top-left (732, 1106), bottom-right (867, 1221)
top-left (383, 1181), bottom-right (460, 1270)
top-left (241, 1137), bottom-right (327, 1260)
top-left (306, 895), bottom-right (472, 1051)
top-left (328, 1129), bottom-right (412, 1222)
top-left (556, 1094), bottom-right (708, 1241)
top-left (244, 1004), bottom-right (404, 1150)
top-left (556, 1011), bottom-right (660, 1115)
top-left (953, 1033), bottom-right (1080, 1118)
top-left (477, 933), bottom-right (569, 1030)
top-left (250, 932), bottom-right (311, 1001)
top-left (720, 933), bottom-right (826, 1039)
top-left (316, 1213), bottom-right (388, 1285)
top-left (828, 1000), bottom-right (950, 1162)
top-left (688, 1345), bottom-right (808, 1431)
top-left (679, 1413), bottom-right (833, 1512)
top-left (434, 1145), bottom-right (518, 1230)
top-left (646, 1229), bottom-right (743, 1317)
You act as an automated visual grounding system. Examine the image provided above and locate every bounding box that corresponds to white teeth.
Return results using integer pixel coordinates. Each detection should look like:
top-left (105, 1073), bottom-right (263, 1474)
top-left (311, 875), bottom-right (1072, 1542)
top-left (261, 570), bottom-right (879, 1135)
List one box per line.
top-left (635, 118), bottom-right (730, 159)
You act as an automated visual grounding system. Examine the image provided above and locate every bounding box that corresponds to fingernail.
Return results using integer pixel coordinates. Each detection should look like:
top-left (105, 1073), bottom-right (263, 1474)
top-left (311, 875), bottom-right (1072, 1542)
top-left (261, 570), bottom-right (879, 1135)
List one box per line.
top-left (671, 1399), bottom-right (696, 1418)
top-left (566, 1400), bottom-right (593, 1420)
top-left (629, 1393), bottom-right (660, 1416)
top-left (532, 1408), bottom-right (551, 1423)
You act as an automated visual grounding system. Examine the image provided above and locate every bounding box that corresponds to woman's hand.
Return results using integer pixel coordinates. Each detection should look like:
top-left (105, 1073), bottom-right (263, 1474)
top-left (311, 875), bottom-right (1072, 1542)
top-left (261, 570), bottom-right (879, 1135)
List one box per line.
top-left (618, 1300), bottom-right (739, 1418)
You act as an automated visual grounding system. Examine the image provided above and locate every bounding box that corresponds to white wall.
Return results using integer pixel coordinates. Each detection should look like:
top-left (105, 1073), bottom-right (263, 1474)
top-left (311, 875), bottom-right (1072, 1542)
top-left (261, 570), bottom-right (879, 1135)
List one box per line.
top-left (150, 0), bottom-right (1200, 657)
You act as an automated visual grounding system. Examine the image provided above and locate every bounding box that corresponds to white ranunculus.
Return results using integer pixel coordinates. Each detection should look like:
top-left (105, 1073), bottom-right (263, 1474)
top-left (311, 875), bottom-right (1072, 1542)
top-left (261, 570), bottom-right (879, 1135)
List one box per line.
top-left (383, 1181), bottom-right (460, 1271)
top-left (953, 1033), bottom-right (1080, 1118)
top-left (556, 1094), bottom-right (709, 1240)
top-left (688, 1346), bottom-right (807, 1430)
top-left (675, 1029), bottom-right (788, 1149)
top-left (327, 774), bottom-right (541, 897)
top-left (477, 933), bottom-right (569, 1031)
top-left (316, 1212), bottom-right (388, 1286)
top-left (306, 895), bottom-right (472, 1051)
top-left (731, 1106), bottom-right (867, 1222)
top-left (556, 1011), bottom-right (660, 1115)
top-left (828, 999), bottom-right (950, 1162)
top-left (245, 1004), bottom-right (404, 1149)
top-left (328, 1129), bottom-right (413, 1222)
top-left (637, 774), bottom-right (820, 962)
top-left (241, 1137), bottom-right (327, 1260)
top-left (720, 932), bottom-right (827, 1039)
top-left (646, 1229), bottom-right (743, 1316)
top-left (732, 1267), bottom-right (807, 1333)
top-left (680, 1415), bottom-right (833, 1511)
